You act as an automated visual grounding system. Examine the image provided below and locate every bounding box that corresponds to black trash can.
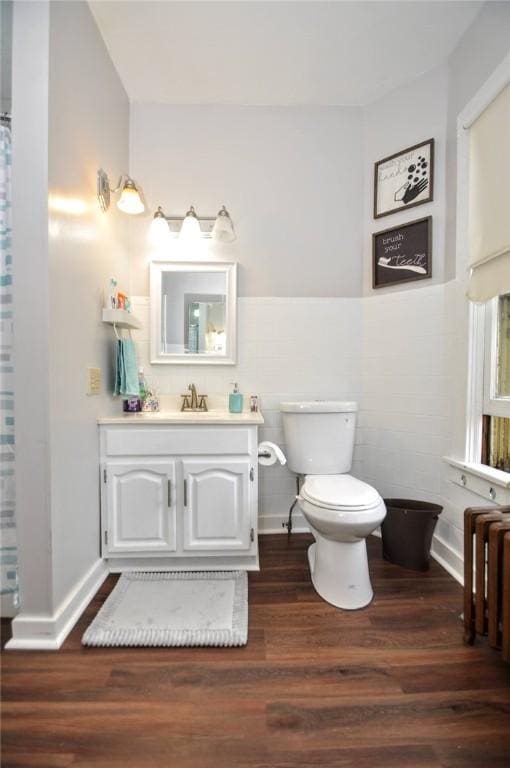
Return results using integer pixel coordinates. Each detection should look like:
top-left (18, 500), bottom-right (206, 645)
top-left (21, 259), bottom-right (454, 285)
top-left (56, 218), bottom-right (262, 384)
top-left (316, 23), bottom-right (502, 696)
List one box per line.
top-left (381, 499), bottom-right (443, 571)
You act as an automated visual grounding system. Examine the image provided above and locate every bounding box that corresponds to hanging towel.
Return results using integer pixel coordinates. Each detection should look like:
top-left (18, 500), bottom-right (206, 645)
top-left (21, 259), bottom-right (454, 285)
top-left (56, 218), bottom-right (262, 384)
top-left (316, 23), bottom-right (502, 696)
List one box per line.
top-left (114, 339), bottom-right (140, 397)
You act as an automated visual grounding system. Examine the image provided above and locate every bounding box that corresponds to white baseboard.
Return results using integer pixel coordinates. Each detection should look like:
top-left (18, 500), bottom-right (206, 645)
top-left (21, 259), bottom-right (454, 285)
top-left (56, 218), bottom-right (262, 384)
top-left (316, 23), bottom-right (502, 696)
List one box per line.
top-left (431, 533), bottom-right (464, 586)
top-left (258, 510), bottom-right (310, 535)
top-left (6, 559), bottom-right (108, 651)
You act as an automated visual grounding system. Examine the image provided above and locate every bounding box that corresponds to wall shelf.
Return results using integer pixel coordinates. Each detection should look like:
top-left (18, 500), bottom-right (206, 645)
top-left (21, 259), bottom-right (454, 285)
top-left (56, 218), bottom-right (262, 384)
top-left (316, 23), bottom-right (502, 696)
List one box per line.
top-left (102, 308), bottom-right (142, 330)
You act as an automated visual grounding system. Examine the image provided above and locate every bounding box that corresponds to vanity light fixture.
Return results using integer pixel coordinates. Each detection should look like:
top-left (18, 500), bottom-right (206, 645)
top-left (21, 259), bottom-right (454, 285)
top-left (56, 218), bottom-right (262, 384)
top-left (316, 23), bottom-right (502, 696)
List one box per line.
top-left (97, 169), bottom-right (145, 215)
top-left (149, 204), bottom-right (236, 241)
top-left (211, 205), bottom-right (236, 242)
top-left (150, 205), bottom-right (172, 246)
top-left (179, 205), bottom-right (202, 240)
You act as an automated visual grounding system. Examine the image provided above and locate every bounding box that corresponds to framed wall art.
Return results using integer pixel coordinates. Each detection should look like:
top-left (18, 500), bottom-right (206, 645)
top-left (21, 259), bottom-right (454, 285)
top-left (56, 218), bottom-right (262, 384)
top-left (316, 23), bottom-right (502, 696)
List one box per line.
top-left (372, 216), bottom-right (432, 289)
top-left (374, 138), bottom-right (434, 219)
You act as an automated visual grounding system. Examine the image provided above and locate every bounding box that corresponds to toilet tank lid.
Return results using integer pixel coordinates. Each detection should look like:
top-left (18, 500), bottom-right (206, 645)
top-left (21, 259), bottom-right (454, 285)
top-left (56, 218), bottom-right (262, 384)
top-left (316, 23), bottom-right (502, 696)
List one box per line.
top-left (280, 401), bottom-right (358, 413)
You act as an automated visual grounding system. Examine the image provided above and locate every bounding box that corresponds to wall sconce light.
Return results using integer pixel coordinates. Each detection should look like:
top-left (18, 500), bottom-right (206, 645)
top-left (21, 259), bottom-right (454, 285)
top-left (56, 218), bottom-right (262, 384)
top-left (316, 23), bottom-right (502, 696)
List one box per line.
top-left (97, 169), bottom-right (145, 215)
top-left (149, 204), bottom-right (236, 242)
top-left (179, 205), bottom-right (202, 240)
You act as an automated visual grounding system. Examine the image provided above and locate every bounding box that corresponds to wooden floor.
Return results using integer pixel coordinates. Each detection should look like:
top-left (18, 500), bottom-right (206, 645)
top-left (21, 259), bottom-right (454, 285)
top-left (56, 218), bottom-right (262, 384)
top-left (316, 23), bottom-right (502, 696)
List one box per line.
top-left (2, 534), bottom-right (510, 768)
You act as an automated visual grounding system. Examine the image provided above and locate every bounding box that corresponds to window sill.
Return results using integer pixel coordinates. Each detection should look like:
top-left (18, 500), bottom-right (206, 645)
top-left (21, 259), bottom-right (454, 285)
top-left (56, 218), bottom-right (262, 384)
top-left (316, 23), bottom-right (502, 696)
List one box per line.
top-left (444, 456), bottom-right (510, 489)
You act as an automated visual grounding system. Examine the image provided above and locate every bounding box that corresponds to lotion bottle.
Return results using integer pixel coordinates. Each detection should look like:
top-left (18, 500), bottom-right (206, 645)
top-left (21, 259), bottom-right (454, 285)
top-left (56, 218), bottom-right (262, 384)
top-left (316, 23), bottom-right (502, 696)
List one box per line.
top-left (229, 382), bottom-right (243, 414)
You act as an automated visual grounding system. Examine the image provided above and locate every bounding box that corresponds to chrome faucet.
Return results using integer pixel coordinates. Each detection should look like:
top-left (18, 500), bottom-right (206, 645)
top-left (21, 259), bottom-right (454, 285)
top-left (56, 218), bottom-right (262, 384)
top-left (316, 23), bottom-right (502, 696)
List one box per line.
top-left (181, 383), bottom-right (208, 412)
top-left (189, 383), bottom-right (198, 410)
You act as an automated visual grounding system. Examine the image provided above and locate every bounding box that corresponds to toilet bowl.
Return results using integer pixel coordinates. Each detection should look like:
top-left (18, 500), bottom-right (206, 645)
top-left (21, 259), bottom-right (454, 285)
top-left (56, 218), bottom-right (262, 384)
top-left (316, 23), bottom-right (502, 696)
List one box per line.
top-left (299, 474), bottom-right (386, 609)
top-left (281, 400), bottom-right (385, 610)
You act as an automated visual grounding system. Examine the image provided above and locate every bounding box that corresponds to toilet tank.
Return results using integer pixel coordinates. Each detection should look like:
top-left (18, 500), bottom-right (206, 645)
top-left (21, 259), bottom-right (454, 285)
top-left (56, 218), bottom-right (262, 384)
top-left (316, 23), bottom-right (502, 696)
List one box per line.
top-left (280, 401), bottom-right (358, 475)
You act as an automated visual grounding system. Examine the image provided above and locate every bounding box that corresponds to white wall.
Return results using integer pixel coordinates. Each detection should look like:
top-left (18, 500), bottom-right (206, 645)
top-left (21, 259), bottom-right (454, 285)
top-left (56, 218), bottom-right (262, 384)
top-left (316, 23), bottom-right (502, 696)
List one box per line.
top-left (12, 0), bottom-right (53, 617)
top-left (362, 64), bottom-right (448, 295)
top-left (443, 0), bottom-right (510, 457)
top-left (10, 0), bottom-right (130, 644)
top-left (47, 0), bottom-right (131, 609)
top-left (129, 103), bottom-right (364, 298)
top-left (438, 3), bottom-right (510, 574)
top-left (358, 5), bottom-right (510, 581)
top-left (0, 1), bottom-right (12, 114)
top-left (357, 65), bottom-right (453, 571)
top-left (128, 102), bottom-right (365, 531)
top-left (127, 9), bottom-right (510, 565)
top-left (445, 1), bottom-right (510, 282)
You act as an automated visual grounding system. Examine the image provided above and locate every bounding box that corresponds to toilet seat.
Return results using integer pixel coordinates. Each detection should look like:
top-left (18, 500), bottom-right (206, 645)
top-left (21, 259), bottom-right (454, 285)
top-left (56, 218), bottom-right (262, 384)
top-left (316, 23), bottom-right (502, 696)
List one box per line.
top-left (301, 474), bottom-right (381, 511)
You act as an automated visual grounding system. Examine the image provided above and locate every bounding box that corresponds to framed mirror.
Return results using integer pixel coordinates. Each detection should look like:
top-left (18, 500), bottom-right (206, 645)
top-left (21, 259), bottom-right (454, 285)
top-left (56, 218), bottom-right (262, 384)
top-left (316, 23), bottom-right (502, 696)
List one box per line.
top-left (150, 261), bottom-right (237, 365)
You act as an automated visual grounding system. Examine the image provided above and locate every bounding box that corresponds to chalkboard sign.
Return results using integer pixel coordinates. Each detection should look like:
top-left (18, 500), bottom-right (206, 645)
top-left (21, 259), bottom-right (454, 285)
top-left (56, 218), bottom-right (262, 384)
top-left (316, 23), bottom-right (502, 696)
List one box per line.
top-left (372, 216), bottom-right (432, 289)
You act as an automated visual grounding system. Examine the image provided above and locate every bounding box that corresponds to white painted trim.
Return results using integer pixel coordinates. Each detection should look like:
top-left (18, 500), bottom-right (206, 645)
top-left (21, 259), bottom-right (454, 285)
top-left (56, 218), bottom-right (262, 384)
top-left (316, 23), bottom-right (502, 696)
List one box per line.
top-left (459, 51), bottom-right (510, 130)
top-left (259, 525), bottom-right (311, 535)
top-left (6, 559), bottom-right (108, 651)
top-left (445, 456), bottom-right (510, 489)
top-left (465, 302), bottom-right (485, 462)
top-left (258, 511), bottom-right (310, 535)
top-left (431, 533), bottom-right (464, 586)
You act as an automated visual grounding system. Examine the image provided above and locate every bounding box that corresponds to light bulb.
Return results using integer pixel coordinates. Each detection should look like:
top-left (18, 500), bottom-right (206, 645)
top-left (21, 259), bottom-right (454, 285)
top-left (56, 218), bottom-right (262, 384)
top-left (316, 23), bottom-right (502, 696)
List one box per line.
top-left (150, 206), bottom-right (170, 246)
top-left (117, 178), bottom-right (144, 215)
top-left (212, 205), bottom-right (235, 243)
top-left (179, 205), bottom-right (201, 239)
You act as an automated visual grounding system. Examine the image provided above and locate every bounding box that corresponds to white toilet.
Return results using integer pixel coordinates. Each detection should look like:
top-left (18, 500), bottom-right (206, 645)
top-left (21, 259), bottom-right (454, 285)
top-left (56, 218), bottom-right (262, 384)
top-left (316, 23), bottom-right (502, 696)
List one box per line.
top-left (281, 401), bottom-right (386, 610)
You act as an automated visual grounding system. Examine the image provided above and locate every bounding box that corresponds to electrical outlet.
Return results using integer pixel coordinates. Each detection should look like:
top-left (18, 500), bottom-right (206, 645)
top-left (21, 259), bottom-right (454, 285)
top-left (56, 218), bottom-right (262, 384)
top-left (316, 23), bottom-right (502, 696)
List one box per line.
top-left (87, 367), bottom-right (101, 395)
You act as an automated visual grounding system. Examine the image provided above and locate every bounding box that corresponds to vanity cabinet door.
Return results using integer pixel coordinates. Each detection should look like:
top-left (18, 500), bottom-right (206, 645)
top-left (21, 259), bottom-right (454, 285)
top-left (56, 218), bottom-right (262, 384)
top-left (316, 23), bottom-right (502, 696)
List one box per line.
top-left (182, 459), bottom-right (253, 552)
top-left (103, 460), bottom-right (177, 555)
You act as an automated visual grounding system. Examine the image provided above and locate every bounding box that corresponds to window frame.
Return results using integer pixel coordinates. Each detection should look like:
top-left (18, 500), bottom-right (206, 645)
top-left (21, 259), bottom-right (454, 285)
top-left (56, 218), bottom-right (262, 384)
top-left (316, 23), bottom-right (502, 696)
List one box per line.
top-left (459, 53), bottom-right (510, 469)
top-left (483, 295), bottom-right (510, 419)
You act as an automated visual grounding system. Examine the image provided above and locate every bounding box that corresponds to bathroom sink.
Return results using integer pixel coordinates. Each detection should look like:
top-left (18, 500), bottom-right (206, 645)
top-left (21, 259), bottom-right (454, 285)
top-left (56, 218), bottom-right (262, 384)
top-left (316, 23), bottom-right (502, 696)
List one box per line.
top-left (98, 409), bottom-right (264, 425)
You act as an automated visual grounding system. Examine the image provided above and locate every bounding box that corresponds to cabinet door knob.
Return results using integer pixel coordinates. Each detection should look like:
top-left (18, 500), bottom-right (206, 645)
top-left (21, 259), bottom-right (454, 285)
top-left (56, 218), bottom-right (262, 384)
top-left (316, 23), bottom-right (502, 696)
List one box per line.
top-left (167, 479), bottom-right (172, 507)
top-left (184, 478), bottom-right (188, 507)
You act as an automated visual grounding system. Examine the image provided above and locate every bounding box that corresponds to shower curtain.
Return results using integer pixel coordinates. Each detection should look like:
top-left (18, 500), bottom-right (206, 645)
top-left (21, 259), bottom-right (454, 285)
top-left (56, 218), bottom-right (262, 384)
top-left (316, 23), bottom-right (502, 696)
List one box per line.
top-left (0, 123), bottom-right (17, 613)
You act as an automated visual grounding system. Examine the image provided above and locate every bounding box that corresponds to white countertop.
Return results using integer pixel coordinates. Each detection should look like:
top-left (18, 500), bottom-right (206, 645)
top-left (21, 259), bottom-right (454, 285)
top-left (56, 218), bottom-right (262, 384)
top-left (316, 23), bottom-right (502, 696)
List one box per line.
top-left (98, 409), bottom-right (264, 426)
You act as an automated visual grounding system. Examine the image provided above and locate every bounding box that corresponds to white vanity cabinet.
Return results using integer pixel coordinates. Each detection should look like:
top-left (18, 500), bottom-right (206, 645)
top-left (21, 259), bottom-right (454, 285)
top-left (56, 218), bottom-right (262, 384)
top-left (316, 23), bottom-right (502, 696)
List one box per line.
top-left (98, 414), bottom-right (263, 572)
top-left (105, 460), bottom-right (177, 555)
top-left (182, 459), bottom-right (252, 552)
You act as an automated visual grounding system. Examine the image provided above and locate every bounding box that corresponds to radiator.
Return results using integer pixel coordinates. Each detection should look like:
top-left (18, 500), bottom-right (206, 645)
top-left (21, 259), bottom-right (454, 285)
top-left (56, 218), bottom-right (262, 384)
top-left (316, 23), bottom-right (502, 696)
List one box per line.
top-left (464, 506), bottom-right (510, 661)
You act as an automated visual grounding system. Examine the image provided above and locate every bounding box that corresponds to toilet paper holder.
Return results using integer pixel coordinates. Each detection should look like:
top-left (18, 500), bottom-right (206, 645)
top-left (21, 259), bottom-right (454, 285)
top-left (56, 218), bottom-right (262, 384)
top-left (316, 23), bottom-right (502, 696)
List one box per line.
top-left (257, 441), bottom-right (287, 466)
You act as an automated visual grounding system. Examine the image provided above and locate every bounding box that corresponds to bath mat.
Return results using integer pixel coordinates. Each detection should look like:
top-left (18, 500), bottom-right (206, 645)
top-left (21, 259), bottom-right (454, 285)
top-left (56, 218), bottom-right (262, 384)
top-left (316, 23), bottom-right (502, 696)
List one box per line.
top-left (82, 571), bottom-right (248, 647)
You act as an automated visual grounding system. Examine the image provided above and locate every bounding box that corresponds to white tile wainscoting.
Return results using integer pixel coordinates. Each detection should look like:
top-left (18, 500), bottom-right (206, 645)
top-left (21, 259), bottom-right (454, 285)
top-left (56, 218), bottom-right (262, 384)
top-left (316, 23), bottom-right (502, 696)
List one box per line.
top-left (360, 285), bottom-right (447, 508)
top-left (130, 285), bottom-right (506, 584)
top-left (131, 296), bottom-right (363, 534)
top-left (359, 284), bottom-right (463, 580)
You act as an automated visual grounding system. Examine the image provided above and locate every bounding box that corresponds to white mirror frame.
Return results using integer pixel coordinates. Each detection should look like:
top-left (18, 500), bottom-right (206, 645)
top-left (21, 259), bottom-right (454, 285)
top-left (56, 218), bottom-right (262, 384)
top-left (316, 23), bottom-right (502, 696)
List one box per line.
top-left (150, 261), bottom-right (237, 365)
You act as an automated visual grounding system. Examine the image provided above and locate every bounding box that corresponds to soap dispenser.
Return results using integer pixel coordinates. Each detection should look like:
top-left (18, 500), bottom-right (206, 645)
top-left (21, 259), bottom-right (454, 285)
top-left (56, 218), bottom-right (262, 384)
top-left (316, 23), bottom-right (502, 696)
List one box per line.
top-left (229, 382), bottom-right (243, 414)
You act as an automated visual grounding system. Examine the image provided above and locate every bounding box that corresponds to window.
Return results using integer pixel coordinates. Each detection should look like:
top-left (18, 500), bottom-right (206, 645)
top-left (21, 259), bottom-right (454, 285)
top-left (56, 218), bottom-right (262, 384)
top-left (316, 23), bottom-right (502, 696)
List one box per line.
top-left (482, 294), bottom-right (510, 471)
top-left (457, 62), bottom-right (510, 480)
